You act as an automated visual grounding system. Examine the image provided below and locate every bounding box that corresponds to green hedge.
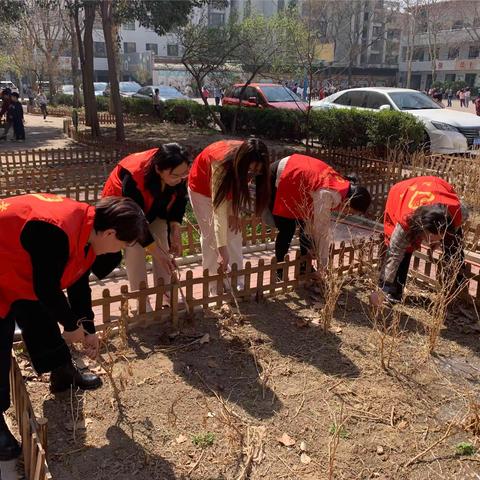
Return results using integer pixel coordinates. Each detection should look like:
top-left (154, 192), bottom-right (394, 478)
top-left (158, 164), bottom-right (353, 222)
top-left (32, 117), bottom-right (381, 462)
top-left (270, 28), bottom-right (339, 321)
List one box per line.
top-left (54, 94), bottom-right (425, 150)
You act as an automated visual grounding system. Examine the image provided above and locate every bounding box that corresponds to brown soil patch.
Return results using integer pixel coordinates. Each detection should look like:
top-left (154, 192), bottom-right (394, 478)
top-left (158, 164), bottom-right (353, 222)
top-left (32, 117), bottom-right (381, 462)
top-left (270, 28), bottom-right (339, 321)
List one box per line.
top-left (17, 283), bottom-right (480, 480)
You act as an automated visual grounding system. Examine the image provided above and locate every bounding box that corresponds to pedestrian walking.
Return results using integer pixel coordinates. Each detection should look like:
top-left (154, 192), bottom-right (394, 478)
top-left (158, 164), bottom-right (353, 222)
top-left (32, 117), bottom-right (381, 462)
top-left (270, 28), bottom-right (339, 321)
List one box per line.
top-left (465, 88), bottom-right (471, 108)
top-left (37, 89), bottom-right (48, 119)
top-left (446, 88), bottom-right (453, 107)
top-left (213, 86), bottom-right (221, 106)
top-left (0, 88), bottom-right (12, 140)
top-left (459, 89), bottom-right (465, 107)
top-left (7, 92), bottom-right (25, 141)
top-left (153, 88), bottom-right (162, 118)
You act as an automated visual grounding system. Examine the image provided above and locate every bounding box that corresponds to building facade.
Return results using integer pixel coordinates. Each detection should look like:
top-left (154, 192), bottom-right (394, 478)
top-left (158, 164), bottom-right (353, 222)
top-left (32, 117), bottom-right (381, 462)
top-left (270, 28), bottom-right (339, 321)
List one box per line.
top-left (398, 0), bottom-right (480, 91)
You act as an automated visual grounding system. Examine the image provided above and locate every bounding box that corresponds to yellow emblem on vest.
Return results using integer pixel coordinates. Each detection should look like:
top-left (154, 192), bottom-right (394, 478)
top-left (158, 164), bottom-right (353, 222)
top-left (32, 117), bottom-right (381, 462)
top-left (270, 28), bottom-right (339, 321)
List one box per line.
top-left (0, 201), bottom-right (10, 212)
top-left (408, 191), bottom-right (435, 210)
top-left (30, 194), bottom-right (64, 202)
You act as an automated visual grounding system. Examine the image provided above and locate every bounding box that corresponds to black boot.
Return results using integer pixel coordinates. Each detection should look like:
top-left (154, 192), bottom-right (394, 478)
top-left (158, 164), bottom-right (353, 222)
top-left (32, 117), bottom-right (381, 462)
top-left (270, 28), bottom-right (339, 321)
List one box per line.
top-left (0, 413), bottom-right (21, 461)
top-left (50, 361), bottom-right (102, 393)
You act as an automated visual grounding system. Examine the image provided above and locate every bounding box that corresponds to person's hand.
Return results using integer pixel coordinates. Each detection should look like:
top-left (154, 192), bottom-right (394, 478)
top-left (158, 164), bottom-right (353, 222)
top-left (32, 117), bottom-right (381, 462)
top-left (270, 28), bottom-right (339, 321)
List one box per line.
top-left (63, 327), bottom-right (85, 345)
top-left (369, 290), bottom-right (386, 307)
top-left (228, 215), bottom-right (242, 234)
top-left (150, 243), bottom-right (176, 274)
top-left (169, 223), bottom-right (183, 257)
top-left (83, 333), bottom-right (99, 359)
top-left (217, 246), bottom-right (229, 273)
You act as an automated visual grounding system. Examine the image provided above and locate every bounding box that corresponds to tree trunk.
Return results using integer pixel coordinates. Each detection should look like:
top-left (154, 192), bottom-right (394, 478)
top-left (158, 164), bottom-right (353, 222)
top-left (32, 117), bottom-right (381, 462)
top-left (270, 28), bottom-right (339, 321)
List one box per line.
top-left (70, 15), bottom-right (82, 108)
top-left (101, 0), bottom-right (124, 142)
top-left (73, 5), bottom-right (90, 123)
top-left (195, 76), bottom-right (226, 133)
top-left (83, 2), bottom-right (100, 137)
top-left (45, 53), bottom-right (56, 98)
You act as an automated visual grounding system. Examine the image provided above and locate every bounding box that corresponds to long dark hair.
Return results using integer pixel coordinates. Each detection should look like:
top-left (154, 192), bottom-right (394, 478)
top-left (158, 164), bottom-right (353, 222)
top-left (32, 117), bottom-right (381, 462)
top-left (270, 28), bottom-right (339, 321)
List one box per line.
top-left (344, 174), bottom-right (371, 214)
top-left (406, 203), bottom-right (454, 243)
top-left (213, 138), bottom-right (270, 216)
top-left (144, 143), bottom-right (191, 195)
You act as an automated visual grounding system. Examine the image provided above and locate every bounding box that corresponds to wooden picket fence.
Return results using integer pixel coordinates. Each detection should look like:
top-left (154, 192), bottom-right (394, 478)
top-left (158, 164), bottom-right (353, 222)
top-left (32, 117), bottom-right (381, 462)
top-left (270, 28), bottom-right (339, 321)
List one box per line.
top-left (9, 354), bottom-right (51, 480)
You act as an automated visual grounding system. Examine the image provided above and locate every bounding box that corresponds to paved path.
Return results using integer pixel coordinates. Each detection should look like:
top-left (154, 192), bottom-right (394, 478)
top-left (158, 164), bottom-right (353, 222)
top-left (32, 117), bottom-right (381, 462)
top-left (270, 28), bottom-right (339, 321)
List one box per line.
top-left (0, 114), bottom-right (74, 151)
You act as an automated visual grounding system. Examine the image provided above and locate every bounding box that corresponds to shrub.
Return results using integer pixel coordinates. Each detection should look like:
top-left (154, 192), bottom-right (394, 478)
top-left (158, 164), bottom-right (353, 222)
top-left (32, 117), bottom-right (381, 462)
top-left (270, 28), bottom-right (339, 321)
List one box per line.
top-left (310, 108), bottom-right (425, 150)
top-left (220, 106), bottom-right (304, 140)
top-left (121, 96), bottom-right (153, 115)
top-left (96, 96), bottom-right (109, 112)
top-left (52, 93), bottom-right (75, 106)
top-left (164, 99), bottom-right (212, 128)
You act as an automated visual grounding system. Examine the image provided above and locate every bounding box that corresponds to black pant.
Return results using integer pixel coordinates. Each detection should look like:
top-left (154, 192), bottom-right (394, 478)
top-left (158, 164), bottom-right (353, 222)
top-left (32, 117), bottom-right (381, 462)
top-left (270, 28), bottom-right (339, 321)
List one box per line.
top-left (387, 231), bottom-right (465, 300)
top-left (0, 301), bottom-right (71, 413)
top-left (40, 104), bottom-right (48, 119)
top-left (12, 120), bottom-right (25, 140)
top-left (273, 215), bottom-right (311, 262)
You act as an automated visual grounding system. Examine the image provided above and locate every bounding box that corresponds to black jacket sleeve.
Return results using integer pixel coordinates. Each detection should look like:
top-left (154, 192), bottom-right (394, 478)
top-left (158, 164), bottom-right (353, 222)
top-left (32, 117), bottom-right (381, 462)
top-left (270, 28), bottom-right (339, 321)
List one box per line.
top-left (121, 170), bottom-right (145, 209)
top-left (20, 221), bottom-right (80, 332)
top-left (167, 182), bottom-right (188, 224)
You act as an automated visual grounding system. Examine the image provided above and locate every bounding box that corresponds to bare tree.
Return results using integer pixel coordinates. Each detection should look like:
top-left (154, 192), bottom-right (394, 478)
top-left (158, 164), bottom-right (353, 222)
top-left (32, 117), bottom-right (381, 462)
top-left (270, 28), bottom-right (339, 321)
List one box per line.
top-left (100, 0), bottom-right (124, 141)
top-left (178, 17), bottom-right (242, 132)
top-left (20, 0), bottom-right (70, 97)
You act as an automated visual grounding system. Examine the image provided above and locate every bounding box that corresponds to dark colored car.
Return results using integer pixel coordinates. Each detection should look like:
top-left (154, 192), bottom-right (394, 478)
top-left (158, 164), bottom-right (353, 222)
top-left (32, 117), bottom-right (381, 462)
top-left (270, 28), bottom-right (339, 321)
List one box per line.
top-left (222, 83), bottom-right (308, 111)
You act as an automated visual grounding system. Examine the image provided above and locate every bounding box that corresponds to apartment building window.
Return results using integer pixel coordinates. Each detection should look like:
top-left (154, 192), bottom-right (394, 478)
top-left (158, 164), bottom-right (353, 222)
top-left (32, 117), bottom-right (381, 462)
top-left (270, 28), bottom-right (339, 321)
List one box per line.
top-left (448, 47), bottom-right (459, 59)
top-left (369, 53), bottom-right (381, 64)
top-left (277, 0), bottom-right (285, 11)
top-left (401, 47), bottom-right (407, 62)
top-left (146, 43), bottom-right (158, 55)
top-left (452, 20), bottom-right (464, 30)
top-left (412, 47), bottom-right (425, 61)
top-left (465, 73), bottom-right (476, 87)
top-left (386, 54), bottom-right (398, 65)
top-left (123, 42), bottom-right (136, 54)
top-left (469, 45), bottom-right (479, 59)
top-left (167, 44), bottom-right (179, 57)
top-left (208, 12), bottom-right (225, 26)
top-left (123, 21), bottom-right (135, 30)
top-left (94, 41), bottom-right (107, 58)
top-left (372, 26), bottom-right (383, 37)
top-left (387, 29), bottom-right (400, 40)
top-left (474, 18), bottom-right (480, 27)
top-left (445, 73), bottom-right (456, 83)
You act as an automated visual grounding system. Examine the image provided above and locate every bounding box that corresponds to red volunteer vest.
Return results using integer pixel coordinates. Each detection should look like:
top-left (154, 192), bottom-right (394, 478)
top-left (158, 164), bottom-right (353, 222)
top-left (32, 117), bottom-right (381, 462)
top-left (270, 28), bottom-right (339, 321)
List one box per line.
top-left (188, 140), bottom-right (243, 198)
top-left (0, 194), bottom-right (96, 318)
top-left (384, 176), bottom-right (462, 251)
top-left (272, 154), bottom-right (351, 219)
top-left (102, 148), bottom-right (158, 214)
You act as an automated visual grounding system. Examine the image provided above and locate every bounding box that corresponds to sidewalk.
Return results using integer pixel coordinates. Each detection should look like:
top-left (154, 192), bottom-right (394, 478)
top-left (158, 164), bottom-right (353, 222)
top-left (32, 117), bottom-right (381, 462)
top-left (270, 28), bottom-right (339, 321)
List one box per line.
top-left (0, 113), bottom-right (75, 151)
top-left (90, 219), bottom-right (376, 320)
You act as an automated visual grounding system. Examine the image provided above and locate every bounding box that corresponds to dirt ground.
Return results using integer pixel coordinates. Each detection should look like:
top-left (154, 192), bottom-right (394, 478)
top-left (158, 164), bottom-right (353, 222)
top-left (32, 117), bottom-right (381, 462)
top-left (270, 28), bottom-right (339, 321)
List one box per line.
top-left (99, 120), bottom-right (300, 152)
top-left (13, 277), bottom-right (480, 480)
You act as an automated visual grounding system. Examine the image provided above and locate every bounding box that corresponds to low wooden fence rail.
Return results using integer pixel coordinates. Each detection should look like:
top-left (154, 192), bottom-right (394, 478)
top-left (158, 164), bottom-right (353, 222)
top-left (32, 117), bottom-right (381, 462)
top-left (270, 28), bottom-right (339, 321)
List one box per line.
top-left (10, 354), bottom-right (51, 480)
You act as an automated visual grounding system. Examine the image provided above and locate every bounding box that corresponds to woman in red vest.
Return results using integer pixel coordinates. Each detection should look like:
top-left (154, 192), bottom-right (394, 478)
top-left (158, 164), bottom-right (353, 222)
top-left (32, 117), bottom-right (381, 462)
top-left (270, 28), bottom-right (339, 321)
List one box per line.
top-left (103, 144), bottom-right (190, 307)
top-left (269, 154), bottom-right (371, 274)
top-left (0, 194), bottom-right (147, 460)
top-left (188, 139), bottom-right (270, 291)
top-left (372, 176), bottom-right (466, 305)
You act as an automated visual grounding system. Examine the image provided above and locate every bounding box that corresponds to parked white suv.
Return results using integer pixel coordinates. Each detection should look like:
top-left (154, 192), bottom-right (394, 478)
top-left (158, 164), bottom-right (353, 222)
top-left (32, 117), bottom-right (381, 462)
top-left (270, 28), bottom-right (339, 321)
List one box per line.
top-left (311, 87), bottom-right (480, 154)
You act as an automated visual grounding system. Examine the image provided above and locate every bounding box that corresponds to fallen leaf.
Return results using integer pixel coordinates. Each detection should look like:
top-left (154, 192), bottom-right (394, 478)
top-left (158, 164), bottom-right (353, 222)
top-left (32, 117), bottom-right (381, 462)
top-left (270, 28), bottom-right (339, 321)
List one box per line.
top-left (300, 441), bottom-right (307, 452)
top-left (332, 326), bottom-right (343, 334)
top-left (300, 452), bottom-right (311, 464)
top-left (277, 433), bottom-right (296, 447)
top-left (199, 333), bottom-right (210, 344)
top-left (175, 434), bottom-right (188, 444)
top-left (312, 302), bottom-right (323, 310)
top-left (376, 445), bottom-right (384, 455)
top-left (207, 412), bottom-right (215, 418)
top-left (397, 420), bottom-right (408, 430)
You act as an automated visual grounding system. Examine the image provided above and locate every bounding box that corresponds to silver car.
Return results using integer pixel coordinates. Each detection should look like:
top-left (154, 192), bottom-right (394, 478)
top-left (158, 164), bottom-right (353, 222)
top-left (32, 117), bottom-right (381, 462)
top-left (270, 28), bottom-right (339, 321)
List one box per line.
top-left (133, 85), bottom-right (187, 101)
top-left (311, 87), bottom-right (480, 154)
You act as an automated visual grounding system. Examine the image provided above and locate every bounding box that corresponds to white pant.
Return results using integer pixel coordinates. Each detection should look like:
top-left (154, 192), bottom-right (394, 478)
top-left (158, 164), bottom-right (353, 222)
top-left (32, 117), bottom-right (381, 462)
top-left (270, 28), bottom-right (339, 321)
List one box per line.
top-left (125, 218), bottom-right (170, 292)
top-left (188, 188), bottom-right (243, 294)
